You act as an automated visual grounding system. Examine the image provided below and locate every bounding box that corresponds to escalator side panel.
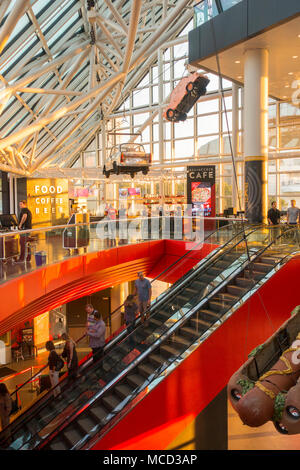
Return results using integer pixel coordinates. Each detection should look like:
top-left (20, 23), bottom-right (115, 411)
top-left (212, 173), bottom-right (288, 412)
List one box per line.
top-left (90, 257), bottom-right (300, 450)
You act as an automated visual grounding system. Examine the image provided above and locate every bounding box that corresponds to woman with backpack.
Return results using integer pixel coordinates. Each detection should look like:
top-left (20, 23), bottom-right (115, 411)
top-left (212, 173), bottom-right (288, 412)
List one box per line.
top-left (61, 333), bottom-right (79, 382)
top-left (0, 383), bottom-right (11, 432)
top-left (46, 340), bottom-right (63, 397)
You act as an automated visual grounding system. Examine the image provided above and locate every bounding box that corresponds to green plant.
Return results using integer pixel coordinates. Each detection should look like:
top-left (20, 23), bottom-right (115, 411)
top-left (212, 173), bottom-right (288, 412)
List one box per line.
top-left (273, 392), bottom-right (287, 423)
top-left (237, 378), bottom-right (255, 396)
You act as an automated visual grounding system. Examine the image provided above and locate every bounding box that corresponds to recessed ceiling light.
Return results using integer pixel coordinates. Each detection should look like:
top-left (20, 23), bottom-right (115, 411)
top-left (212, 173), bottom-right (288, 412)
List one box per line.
top-left (288, 72), bottom-right (294, 75)
top-left (285, 84), bottom-right (290, 88)
top-left (292, 55), bottom-right (298, 59)
top-left (237, 75), bottom-right (243, 79)
top-left (235, 60), bottom-right (240, 64)
top-left (283, 96), bottom-right (287, 99)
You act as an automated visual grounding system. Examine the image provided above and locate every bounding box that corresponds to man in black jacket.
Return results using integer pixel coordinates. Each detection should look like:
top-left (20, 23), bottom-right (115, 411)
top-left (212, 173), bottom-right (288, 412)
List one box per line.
top-left (267, 201), bottom-right (281, 244)
top-left (17, 200), bottom-right (32, 262)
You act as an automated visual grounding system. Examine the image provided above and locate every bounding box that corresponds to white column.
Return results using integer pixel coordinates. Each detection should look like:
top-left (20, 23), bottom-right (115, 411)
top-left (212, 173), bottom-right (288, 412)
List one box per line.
top-left (158, 48), bottom-right (164, 164)
top-left (244, 48), bottom-right (269, 224)
top-left (231, 82), bottom-right (239, 212)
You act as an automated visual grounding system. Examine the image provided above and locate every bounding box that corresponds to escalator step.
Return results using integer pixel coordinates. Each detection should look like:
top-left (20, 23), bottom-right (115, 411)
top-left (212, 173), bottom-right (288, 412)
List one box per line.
top-left (189, 317), bottom-right (211, 331)
top-left (227, 285), bottom-right (246, 296)
top-left (244, 270), bottom-right (265, 280)
top-left (185, 287), bottom-right (197, 294)
top-left (208, 301), bottom-right (226, 312)
top-left (259, 256), bottom-right (279, 265)
top-left (191, 280), bottom-right (206, 288)
top-left (126, 374), bottom-right (145, 388)
top-left (102, 394), bottom-right (122, 411)
top-left (90, 405), bottom-right (108, 423)
top-left (179, 326), bottom-right (199, 339)
top-left (48, 440), bottom-right (69, 450)
top-left (215, 259), bottom-right (231, 267)
top-left (236, 277), bottom-right (254, 288)
top-left (171, 335), bottom-right (191, 347)
top-left (158, 310), bottom-right (171, 318)
top-left (176, 296), bottom-right (191, 304)
top-left (206, 266), bottom-right (220, 275)
top-left (149, 318), bottom-right (162, 327)
top-left (160, 344), bottom-right (181, 357)
top-left (251, 262), bottom-right (272, 272)
top-left (148, 353), bottom-right (166, 367)
top-left (199, 308), bottom-right (220, 319)
top-left (63, 427), bottom-right (84, 446)
top-left (215, 292), bottom-right (238, 302)
top-left (114, 383), bottom-right (133, 399)
top-left (202, 274), bottom-right (215, 283)
top-left (137, 362), bottom-right (156, 378)
top-left (77, 415), bottom-right (98, 434)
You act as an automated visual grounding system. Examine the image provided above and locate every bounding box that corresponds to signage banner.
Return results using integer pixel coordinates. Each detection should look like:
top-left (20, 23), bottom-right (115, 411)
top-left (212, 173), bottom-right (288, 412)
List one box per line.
top-left (187, 166), bottom-right (216, 217)
top-left (27, 178), bottom-right (69, 227)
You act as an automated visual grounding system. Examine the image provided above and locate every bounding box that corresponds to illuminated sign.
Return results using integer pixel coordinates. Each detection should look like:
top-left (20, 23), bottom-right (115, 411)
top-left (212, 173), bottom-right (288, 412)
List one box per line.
top-left (27, 178), bottom-right (69, 227)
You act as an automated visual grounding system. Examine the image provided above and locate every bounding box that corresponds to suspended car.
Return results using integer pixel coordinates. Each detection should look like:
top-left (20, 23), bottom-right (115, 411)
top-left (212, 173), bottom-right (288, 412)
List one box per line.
top-left (163, 72), bottom-right (210, 122)
top-left (103, 143), bottom-right (151, 179)
top-left (228, 306), bottom-right (300, 435)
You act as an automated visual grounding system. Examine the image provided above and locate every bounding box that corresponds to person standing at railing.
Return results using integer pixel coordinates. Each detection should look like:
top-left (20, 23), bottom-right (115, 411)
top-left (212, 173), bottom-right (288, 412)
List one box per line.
top-left (86, 311), bottom-right (106, 363)
top-left (287, 199), bottom-right (300, 245)
top-left (0, 383), bottom-right (12, 437)
top-left (16, 200), bottom-right (32, 263)
top-left (267, 201), bottom-right (281, 244)
top-left (118, 204), bottom-right (127, 245)
top-left (61, 333), bottom-right (79, 382)
top-left (134, 272), bottom-right (152, 324)
top-left (106, 204), bottom-right (117, 247)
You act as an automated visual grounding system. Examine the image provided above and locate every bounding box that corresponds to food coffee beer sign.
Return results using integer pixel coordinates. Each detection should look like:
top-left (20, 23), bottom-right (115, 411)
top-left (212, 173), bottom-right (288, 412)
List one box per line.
top-left (27, 178), bottom-right (69, 226)
top-left (187, 165), bottom-right (216, 217)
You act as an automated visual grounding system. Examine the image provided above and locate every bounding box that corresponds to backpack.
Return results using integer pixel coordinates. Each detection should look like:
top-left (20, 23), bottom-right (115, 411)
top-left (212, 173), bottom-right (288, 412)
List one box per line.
top-left (55, 355), bottom-right (64, 372)
top-left (9, 394), bottom-right (21, 416)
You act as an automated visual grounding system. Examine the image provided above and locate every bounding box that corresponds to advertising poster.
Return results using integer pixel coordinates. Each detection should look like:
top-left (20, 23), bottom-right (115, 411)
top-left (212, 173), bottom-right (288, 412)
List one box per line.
top-left (187, 166), bottom-right (216, 217)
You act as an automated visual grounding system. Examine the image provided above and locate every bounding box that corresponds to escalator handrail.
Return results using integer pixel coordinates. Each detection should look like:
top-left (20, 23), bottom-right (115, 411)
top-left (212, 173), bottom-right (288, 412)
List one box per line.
top-left (78, 227), bottom-right (296, 449)
top-left (49, 226), bottom-right (300, 450)
top-left (37, 229), bottom-right (267, 449)
top-left (1, 224), bottom-right (260, 448)
top-left (99, 221), bottom-right (259, 349)
top-left (0, 222), bottom-right (254, 444)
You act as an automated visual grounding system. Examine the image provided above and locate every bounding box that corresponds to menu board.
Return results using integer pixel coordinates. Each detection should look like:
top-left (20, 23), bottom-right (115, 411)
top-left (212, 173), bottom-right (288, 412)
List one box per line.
top-left (187, 166), bottom-right (215, 217)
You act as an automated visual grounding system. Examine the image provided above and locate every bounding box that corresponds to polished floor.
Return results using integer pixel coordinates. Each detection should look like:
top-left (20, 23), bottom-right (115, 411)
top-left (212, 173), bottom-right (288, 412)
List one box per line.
top-left (228, 401), bottom-right (300, 450)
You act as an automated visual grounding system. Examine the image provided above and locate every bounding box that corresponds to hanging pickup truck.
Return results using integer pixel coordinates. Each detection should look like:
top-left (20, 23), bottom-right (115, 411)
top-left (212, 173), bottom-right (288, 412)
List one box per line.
top-left (228, 306), bottom-right (300, 435)
top-left (103, 143), bottom-right (151, 179)
top-left (163, 72), bottom-right (210, 122)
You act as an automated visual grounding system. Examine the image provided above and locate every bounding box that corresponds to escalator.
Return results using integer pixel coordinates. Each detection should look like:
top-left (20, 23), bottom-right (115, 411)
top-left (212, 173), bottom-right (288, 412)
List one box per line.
top-left (2, 224), bottom-right (293, 450)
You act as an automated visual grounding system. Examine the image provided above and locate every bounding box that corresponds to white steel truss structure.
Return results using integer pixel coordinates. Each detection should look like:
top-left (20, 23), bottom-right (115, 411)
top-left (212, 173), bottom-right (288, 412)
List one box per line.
top-left (0, 0), bottom-right (194, 176)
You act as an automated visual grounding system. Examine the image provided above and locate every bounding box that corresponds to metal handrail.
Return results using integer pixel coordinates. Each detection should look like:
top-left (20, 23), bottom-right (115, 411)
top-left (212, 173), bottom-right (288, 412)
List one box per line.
top-left (0, 222), bottom-right (262, 448)
top-left (0, 215), bottom-right (247, 238)
top-left (37, 229), bottom-right (268, 449)
top-left (43, 227), bottom-right (299, 450)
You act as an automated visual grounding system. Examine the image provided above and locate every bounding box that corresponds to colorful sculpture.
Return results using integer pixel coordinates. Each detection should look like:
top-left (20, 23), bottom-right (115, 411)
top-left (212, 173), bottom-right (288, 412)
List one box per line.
top-left (228, 306), bottom-right (300, 434)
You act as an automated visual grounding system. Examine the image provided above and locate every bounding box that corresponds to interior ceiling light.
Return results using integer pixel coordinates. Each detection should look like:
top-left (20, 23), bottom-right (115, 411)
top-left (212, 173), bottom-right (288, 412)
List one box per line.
top-left (292, 55), bottom-right (298, 59)
top-left (235, 60), bottom-right (240, 64)
top-left (288, 72), bottom-right (294, 75)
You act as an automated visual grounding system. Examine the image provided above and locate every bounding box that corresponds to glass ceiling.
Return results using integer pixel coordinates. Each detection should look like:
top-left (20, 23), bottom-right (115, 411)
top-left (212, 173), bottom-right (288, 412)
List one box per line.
top-left (0, 0), bottom-right (194, 175)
